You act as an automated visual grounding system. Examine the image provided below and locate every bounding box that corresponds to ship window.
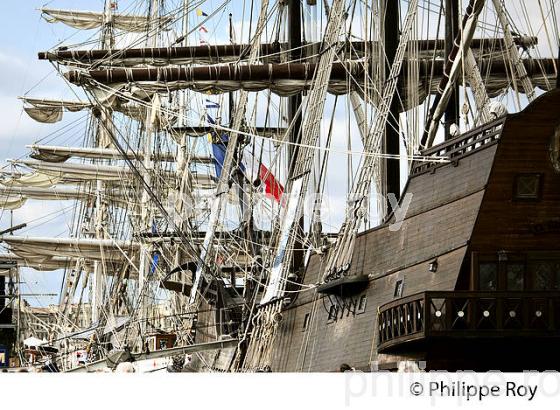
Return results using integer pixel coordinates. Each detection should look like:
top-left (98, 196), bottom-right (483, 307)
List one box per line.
top-left (394, 279), bottom-right (404, 298)
top-left (514, 173), bottom-right (542, 200)
top-left (479, 263), bottom-right (498, 291)
top-left (530, 261), bottom-right (560, 290)
top-left (507, 263), bottom-right (525, 291)
top-left (302, 313), bottom-right (310, 330)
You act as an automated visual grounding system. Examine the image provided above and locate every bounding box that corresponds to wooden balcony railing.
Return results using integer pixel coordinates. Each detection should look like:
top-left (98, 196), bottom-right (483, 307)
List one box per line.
top-left (378, 291), bottom-right (560, 352)
top-left (411, 116), bottom-right (505, 176)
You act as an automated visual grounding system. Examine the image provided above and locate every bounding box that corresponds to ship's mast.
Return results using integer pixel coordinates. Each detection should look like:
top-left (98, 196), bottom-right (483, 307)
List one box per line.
top-left (138, 0), bottom-right (161, 343)
top-left (91, 0), bottom-right (116, 325)
top-left (444, 0), bottom-right (460, 139)
top-left (422, 0), bottom-right (486, 148)
top-left (170, 0), bottom-right (192, 336)
top-left (287, 0), bottom-right (304, 271)
top-left (229, 13), bottom-right (234, 125)
top-left (380, 0), bottom-right (401, 212)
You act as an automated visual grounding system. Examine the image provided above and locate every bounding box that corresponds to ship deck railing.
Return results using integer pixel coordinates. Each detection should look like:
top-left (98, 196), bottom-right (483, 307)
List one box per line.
top-left (412, 116), bottom-right (506, 176)
top-left (377, 290), bottom-right (560, 352)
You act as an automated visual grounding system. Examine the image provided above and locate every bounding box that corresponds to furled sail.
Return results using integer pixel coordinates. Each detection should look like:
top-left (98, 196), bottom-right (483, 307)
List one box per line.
top-left (41, 8), bottom-right (173, 32)
top-left (0, 186), bottom-right (93, 201)
top-left (21, 97), bottom-right (91, 123)
top-left (66, 59), bottom-right (557, 111)
top-left (0, 236), bottom-right (140, 263)
top-left (0, 252), bottom-right (75, 271)
top-left (0, 195), bottom-right (27, 210)
top-left (0, 184), bottom-right (146, 212)
top-left (24, 107), bottom-right (62, 123)
top-left (10, 159), bottom-right (137, 182)
top-left (26, 145), bottom-right (208, 164)
top-left (0, 184), bottom-right (148, 211)
top-left (20, 96), bottom-right (171, 126)
top-left (5, 159), bottom-right (217, 191)
top-left (0, 186), bottom-right (94, 210)
top-left (38, 38), bottom-right (538, 67)
top-left (0, 172), bottom-right (61, 188)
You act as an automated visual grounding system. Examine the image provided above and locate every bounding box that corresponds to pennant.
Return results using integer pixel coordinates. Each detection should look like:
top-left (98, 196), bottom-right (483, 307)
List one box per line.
top-left (196, 9), bottom-right (208, 16)
top-left (205, 99), bottom-right (220, 109)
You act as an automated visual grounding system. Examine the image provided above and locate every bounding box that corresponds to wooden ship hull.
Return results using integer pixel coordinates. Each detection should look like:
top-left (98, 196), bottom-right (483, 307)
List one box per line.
top-left (261, 88), bottom-right (560, 372)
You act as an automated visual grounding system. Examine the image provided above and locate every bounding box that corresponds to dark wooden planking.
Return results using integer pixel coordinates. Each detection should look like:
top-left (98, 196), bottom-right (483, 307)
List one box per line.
top-left (470, 89), bottom-right (560, 252)
top-left (269, 135), bottom-right (496, 370)
top-left (270, 246), bottom-right (468, 371)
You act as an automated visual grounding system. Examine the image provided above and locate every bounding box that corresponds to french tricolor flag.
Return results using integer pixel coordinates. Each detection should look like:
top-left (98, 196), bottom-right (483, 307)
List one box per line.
top-left (242, 151), bottom-right (284, 204)
top-left (207, 115), bottom-right (284, 204)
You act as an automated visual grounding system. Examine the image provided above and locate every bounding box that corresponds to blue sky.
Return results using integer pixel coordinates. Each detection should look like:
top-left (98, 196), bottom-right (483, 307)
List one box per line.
top-left (0, 1), bottom-right (105, 307)
top-left (0, 0), bottom-right (106, 158)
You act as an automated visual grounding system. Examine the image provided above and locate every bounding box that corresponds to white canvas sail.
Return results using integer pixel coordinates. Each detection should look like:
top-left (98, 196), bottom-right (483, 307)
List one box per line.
top-left (0, 252), bottom-right (75, 271)
top-left (1, 172), bottom-right (61, 188)
top-left (11, 159), bottom-right (136, 182)
top-left (0, 236), bottom-right (140, 263)
top-left (69, 74), bottom-right (555, 112)
top-left (0, 195), bottom-right (27, 210)
top-left (21, 97), bottom-right (91, 123)
top-left (27, 145), bottom-right (189, 163)
top-left (0, 186), bottom-right (93, 210)
top-left (41, 8), bottom-right (173, 32)
top-left (20, 96), bottom-right (156, 125)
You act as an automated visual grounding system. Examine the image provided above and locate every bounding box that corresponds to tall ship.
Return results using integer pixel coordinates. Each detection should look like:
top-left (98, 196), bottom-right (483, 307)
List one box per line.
top-left (0, 0), bottom-right (558, 372)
